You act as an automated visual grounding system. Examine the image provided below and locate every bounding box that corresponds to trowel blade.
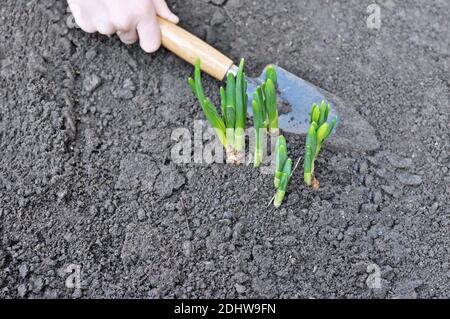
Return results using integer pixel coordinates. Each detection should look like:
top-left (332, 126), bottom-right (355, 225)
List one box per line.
top-left (246, 65), bottom-right (380, 152)
top-left (246, 65), bottom-right (339, 134)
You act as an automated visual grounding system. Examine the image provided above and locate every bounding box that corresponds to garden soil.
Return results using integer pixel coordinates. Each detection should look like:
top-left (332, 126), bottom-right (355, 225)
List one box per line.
top-left (0, 0), bottom-right (449, 298)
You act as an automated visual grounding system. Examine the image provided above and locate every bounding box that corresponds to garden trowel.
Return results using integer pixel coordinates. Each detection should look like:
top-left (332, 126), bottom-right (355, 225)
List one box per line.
top-left (157, 18), bottom-right (379, 152)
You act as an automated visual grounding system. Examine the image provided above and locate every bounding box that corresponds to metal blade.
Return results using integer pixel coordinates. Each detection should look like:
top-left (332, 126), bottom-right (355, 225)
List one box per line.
top-left (246, 65), bottom-right (380, 152)
top-left (246, 65), bottom-right (338, 134)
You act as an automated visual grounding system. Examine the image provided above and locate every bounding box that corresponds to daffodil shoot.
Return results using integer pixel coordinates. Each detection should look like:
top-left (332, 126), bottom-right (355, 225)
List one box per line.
top-left (251, 65), bottom-right (279, 167)
top-left (188, 58), bottom-right (247, 163)
top-left (273, 135), bottom-right (292, 208)
top-left (304, 101), bottom-right (337, 188)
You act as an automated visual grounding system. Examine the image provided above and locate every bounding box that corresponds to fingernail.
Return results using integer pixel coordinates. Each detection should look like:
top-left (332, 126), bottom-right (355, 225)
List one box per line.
top-left (171, 14), bottom-right (179, 23)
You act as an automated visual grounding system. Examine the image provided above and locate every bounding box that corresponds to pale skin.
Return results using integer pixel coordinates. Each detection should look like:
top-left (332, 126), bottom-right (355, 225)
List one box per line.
top-left (67, 0), bottom-right (179, 53)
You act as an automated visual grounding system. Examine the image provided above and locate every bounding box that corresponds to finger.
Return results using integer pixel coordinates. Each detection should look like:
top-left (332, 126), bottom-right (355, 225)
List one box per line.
top-left (152, 0), bottom-right (179, 24)
top-left (68, 1), bottom-right (96, 33)
top-left (78, 20), bottom-right (97, 34)
top-left (117, 29), bottom-right (139, 44)
top-left (109, 4), bottom-right (134, 31)
top-left (91, 0), bottom-right (115, 36)
top-left (96, 20), bottom-right (116, 35)
top-left (136, 15), bottom-right (161, 53)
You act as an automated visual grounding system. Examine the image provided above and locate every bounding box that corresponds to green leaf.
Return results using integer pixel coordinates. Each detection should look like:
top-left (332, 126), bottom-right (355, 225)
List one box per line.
top-left (317, 122), bottom-right (329, 146)
top-left (220, 86), bottom-right (226, 119)
top-left (324, 103), bottom-right (330, 122)
top-left (225, 105), bottom-right (236, 129)
top-left (243, 75), bottom-right (248, 119)
top-left (275, 136), bottom-right (287, 171)
top-left (193, 59), bottom-right (207, 110)
top-left (226, 72), bottom-right (236, 110)
top-left (303, 145), bottom-right (312, 173)
top-left (279, 158), bottom-right (292, 192)
top-left (318, 100), bottom-right (327, 126)
top-left (265, 79), bottom-right (278, 130)
top-left (273, 189), bottom-right (285, 208)
top-left (274, 158), bottom-right (292, 208)
top-left (255, 86), bottom-right (266, 123)
top-left (303, 145), bottom-right (312, 185)
top-left (274, 135), bottom-right (287, 188)
top-left (203, 99), bottom-right (225, 129)
top-left (274, 174), bottom-right (288, 208)
top-left (252, 96), bottom-right (264, 129)
top-left (253, 132), bottom-right (264, 167)
top-left (252, 99), bottom-right (264, 168)
top-left (203, 98), bottom-right (227, 146)
top-left (306, 124), bottom-right (317, 158)
top-left (265, 65), bottom-right (277, 87)
top-left (192, 59), bottom-right (227, 147)
top-left (235, 58), bottom-right (245, 130)
top-left (311, 103), bottom-right (320, 124)
top-left (283, 157), bottom-right (292, 175)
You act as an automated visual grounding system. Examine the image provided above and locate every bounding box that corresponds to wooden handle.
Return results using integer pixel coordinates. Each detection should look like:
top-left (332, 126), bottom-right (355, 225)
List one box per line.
top-left (157, 17), bottom-right (234, 81)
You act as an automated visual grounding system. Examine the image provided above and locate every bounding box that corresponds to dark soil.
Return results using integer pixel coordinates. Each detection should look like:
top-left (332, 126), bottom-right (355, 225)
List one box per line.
top-left (1, 0), bottom-right (449, 298)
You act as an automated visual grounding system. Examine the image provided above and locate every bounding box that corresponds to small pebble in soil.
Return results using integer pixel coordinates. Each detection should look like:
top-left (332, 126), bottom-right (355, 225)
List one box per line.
top-left (56, 189), bottom-right (67, 200)
top-left (234, 272), bottom-right (249, 284)
top-left (223, 211), bottom-right (234, 220)
top-left (359, 160), bottom-right (369, 174)
top-left (232, 222), bottom-right (243, 240)
top-left (385, 153), bottom-right (413, 169)
top-left (33, 278), bottom-right (44, 293)
top-left (154, 165), bottom-right (186, 198)
top-left (83, 74), bottom-right (102, 94)
top-left (27, 52), bottom-right (46, 74)
top-left (19, 263), bottom-right (29, 278)
top-left (376, 168), bottom-right (388, 179)
top-left (235, 283), bottom-right (246, 294)
top-left (210, 10), bottom-right (225, 26)
top-left (73, 288), bottom-right (82, 298)
top-left (204, 261), bottom-right (215, 271)
top-left (182, 241), bottom-right (192, 257)
top-left (360, 203), bottom-right (378, 214)
top-left (184, 230), bottom-right (193, 240)
top-left (113, 78), bottom-right (135, 100)
top-left (137, 208), bottom-right (147, 221)
top-left (364, 175), bottom-right (374, 187)
top-left (372, 190), bottom-right (383, 204)
top-left (381, 185), bottom-right (398, 196)
top-left (397, 173), bottom-right (422, 186)
top-left (85, 48), bottom-right (97, 60)
top-left (17, 284), bottom-right (27, 298)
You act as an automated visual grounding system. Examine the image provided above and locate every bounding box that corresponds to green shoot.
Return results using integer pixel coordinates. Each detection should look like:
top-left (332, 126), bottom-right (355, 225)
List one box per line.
top-left (252, 99), bottom-right (264, 167)
top-left (273, 135), bottom-right (292, 208)
top-left (234, 58), bottom-right (247, 154)
top-left (265, 65), bottom-right (277, 87)
top-left (303, 100), bottom-right (337, 188)
top-left (251, 65), bottom-right (279, 167)
top-left (188, 58), bottom-right (248, 163)
top-left (274, 135), bottom-right (287, 188)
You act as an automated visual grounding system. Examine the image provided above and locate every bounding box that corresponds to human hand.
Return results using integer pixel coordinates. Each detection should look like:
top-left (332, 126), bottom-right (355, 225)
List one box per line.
top-left (67, 0), bottom-right (179, 53)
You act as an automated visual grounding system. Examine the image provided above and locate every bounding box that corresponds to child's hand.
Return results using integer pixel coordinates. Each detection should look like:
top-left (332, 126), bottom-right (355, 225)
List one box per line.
top-left (67, 0), bottom-right (179, 53)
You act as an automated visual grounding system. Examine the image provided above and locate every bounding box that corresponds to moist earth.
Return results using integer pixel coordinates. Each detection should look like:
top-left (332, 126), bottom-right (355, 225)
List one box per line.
top-left (0, 0), bottom-right (449, 298)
